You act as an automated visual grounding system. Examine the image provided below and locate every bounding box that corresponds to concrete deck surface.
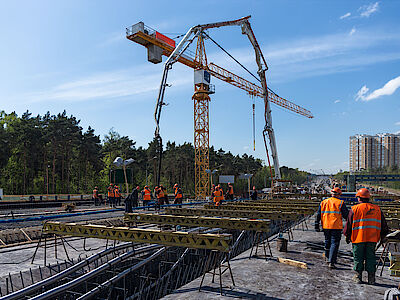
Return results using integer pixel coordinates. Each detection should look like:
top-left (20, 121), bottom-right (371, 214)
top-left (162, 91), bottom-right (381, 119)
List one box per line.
top-left (163, 218), bottom-right (399, 300)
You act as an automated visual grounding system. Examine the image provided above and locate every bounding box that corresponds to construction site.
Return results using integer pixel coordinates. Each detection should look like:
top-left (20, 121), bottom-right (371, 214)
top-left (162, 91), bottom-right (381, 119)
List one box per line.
top-left (1, 13), bottom-right (400, 300)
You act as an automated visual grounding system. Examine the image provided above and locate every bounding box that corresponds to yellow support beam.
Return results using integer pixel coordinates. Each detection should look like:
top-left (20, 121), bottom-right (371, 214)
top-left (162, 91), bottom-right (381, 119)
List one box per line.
top-left (43, 221), bottom-right (232, 252)
top-left (231, 201), bottom-right (319, 208)
top-left (164, 207), bottom-right (302, 220)
top-left (124, 213), bottom-right (271, 232)
top-left (203, 204), bottom-right (315, 214)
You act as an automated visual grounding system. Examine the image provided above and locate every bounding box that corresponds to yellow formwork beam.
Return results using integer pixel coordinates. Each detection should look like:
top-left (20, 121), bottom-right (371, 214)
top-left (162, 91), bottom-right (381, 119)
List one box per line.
top-left (164, 207), bottom-right (302, 220)
top-left (43, 221), bottom-right (232, 252)
top-left (203, 204), bottom-right (315, 214)
top-left (231, 201), bottom-right (319, 207)
top-left (124, 213), bottom-right (271, 232)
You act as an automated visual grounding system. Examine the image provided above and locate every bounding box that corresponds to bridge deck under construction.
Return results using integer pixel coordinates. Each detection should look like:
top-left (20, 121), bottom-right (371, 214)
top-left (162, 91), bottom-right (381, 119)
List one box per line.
top-left (162, 218), bottom-right (398, 300)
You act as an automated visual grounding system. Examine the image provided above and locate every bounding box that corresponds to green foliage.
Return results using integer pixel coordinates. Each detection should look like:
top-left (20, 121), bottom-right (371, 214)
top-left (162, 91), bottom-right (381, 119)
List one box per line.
top-left (0, 111), bottom-right (310, 195)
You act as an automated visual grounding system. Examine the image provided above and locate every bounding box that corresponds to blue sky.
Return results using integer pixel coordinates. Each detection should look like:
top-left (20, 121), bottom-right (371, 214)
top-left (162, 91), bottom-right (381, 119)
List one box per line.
top-left (1, 1), bottom-right (399, 174)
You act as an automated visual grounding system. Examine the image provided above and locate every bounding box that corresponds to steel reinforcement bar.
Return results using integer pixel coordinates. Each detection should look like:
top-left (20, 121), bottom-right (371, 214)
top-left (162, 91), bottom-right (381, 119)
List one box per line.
top-left (43, 221), bottom-right (232, 252)
top-left (124, 213), bottom-right (271, 232)
top-left (164, 207), bottom-right (303, 220)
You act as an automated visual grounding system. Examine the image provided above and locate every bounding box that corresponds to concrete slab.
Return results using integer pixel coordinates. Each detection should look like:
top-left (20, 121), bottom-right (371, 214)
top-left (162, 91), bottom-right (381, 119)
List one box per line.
top-left (163, 218), bottom-right (399, 300)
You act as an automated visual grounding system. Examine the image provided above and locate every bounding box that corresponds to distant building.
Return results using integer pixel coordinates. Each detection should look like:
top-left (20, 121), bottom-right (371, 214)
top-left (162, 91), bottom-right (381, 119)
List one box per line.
top-left (349, 133), bottom-right (400, 172)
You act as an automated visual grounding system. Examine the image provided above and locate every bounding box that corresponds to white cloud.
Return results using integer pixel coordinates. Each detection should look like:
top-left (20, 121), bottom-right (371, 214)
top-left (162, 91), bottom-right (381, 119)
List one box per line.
top-left (26, 65), bottom-right (192, 103)
top-left (356, 75), bottom-right (400, 101)
top-left (349, 27), bottom-right (356, 36)
top-left (395, 122), bottom-right (400, 126)
top-left (359, 2), bottom-right (379, 18)
top-left (334, 99), bottom-right (341, 104)
top-left (340, 12), bottom-right (351, 19)
top-left (355, 85), bottom-right (370, 101)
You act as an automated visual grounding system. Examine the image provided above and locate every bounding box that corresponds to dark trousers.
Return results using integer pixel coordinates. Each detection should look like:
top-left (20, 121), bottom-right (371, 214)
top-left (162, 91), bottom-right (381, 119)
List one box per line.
top-left (323, 229), bottom-right (342, 264)
top-left (125, 200), bottom-right (132, 213)
top-left (352, 242), bottom-right (377, 273)
top-left (108, 197), bottom-right (114, 207)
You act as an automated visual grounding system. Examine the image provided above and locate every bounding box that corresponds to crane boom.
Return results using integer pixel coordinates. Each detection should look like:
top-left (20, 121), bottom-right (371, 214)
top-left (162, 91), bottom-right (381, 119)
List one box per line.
top-left (126, 24), bottom-right (313, 118)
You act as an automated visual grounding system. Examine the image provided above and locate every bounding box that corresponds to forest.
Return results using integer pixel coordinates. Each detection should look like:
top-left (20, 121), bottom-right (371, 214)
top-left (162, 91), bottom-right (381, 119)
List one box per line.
top-left (0, 111), bottom-right (309, 196)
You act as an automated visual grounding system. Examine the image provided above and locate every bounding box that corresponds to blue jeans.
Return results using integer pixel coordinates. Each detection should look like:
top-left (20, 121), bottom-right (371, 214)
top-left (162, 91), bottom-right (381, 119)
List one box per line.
top-left (323, 229), bottom-right (342, 264)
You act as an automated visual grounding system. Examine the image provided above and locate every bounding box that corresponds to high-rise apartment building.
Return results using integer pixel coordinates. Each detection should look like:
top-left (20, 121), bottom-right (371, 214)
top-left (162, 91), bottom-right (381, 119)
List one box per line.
top-left (349, 133), bottom-right (400, 172)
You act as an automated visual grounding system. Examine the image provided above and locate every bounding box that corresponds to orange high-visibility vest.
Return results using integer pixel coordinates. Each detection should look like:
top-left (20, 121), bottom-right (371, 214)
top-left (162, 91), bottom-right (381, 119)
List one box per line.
top-left (107, 187), bottom-right (115, 197)
top-left (228, 186), bottom-right (234, 195)
top-left (351, 202), bottom-right (382, 243)
top-left (175, 188), bottom-right (183, 199)
top-left (157, 189), bottom-right (164, 198)
top-left (143, 188), bottom-right (151, 200)
top-left (214, 190), bottom-right (222, 203)
top-left (114, 187), bottom-right (121, 198)
top-left (320, 197), bottom-right (344, 229)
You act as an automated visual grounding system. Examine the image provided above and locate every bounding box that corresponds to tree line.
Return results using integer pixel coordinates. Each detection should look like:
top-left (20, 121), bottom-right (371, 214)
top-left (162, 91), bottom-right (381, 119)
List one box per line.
top-left (0, 111), bottom-right (309, 196)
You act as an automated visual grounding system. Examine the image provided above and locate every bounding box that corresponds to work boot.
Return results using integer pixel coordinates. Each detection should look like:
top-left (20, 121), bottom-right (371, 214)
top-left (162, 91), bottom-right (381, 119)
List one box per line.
top-left (352, 271), bottom-right (362, 284)
top-left (368, 272), bottom-right (376, 285)
top-left (328, 262), bottom-right (337, 269)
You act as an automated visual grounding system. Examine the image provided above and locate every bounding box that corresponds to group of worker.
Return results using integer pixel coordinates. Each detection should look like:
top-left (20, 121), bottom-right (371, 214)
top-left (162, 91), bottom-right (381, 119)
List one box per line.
top-left (315, 187), bottom-right (388, 285)
top-left (92, 184), bottom-right (122, 207)
top-left (93, 183), bottom-right (184, 212)
top-left (211, 182), bottom-right (235, 206)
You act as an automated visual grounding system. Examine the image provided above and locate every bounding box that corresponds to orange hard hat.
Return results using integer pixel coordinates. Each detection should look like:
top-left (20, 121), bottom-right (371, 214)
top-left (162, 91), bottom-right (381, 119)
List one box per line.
top-left (109, 183), bottom-right (113, 186)
top-left (174, 184), bottom-right (178, 187)
top-left (228, 182), bottom-right (231, 185)
top-left (331, 187), bottom-right (342, 195)
top-left (356, 188), bottom-right (371, 199)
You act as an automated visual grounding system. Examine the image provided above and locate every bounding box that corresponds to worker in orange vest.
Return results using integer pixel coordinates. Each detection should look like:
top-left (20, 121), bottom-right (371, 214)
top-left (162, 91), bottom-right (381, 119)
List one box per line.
top-left (155, 186), bottom-right (164, 210)
top-left (174, 184), bottom-right (183, 207)
top-left (315, 187), bottom-right (349, 269)
top-left (226, 182), bottom-right (234, 200)
top-left (161, 185), bottom-right (169, 205)
top-left (214, 186), bottom-right (223, 207)
top-left (142, 185), bottom-right (152, 209)
top-left (344, 188), bottom-right (389, 284)
top-left (93, 186), bottom-right (99, 206)
top-left (217, 184), bottom-right (224, 202)
top-left (114, 185), bottom-right (121, 207)
top-left (107, 183), bottom-right (115, 207)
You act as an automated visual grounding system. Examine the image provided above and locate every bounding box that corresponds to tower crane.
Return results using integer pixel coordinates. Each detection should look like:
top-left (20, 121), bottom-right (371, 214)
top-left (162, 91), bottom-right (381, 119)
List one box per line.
top-left (126, 16), bottom-right (313, 199)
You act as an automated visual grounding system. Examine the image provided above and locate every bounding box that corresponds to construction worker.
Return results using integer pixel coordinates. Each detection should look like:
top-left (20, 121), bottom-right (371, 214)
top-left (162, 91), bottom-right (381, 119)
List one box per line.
top-left (142, 185), bottom-right (152, 208)
top-left (107, 183), bottom-right (115, 207)
top-left (154, 186), bottom-right (162, 210)
top-left (161, 185), bottom-right (169, 205)
top-left (174, 184), bottom-right (183, 207)
top-left (214, 186), bottom-right (223, 207)
top-left (114, 185), bottom-right (121, 207)
top-left (344, 188), bottom-right (389, 284)
top-left (250, 186), bottom-right (258, 200)
top-left (93, 186), bottom-right (99, 206)
top-left (226, 182), bottom-right (234, 200)
top-left (217, 184), bottom-right (224, 203)
top-left (315, 187), bottom-right (349, 269)
top-left (125, 186), bottom-right (139, 213)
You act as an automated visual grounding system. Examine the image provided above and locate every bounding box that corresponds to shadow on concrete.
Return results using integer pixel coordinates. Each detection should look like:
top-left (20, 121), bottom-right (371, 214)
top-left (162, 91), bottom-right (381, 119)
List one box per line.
top-left (175, 285), bottom-right (284, 299)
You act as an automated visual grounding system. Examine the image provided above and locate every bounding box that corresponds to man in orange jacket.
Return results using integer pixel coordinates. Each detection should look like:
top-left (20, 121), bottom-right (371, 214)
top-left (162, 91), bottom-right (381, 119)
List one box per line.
top-left (315, 187), bottom-right (349, 269)
top-left (344, 188), bottom-right (389, 284)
